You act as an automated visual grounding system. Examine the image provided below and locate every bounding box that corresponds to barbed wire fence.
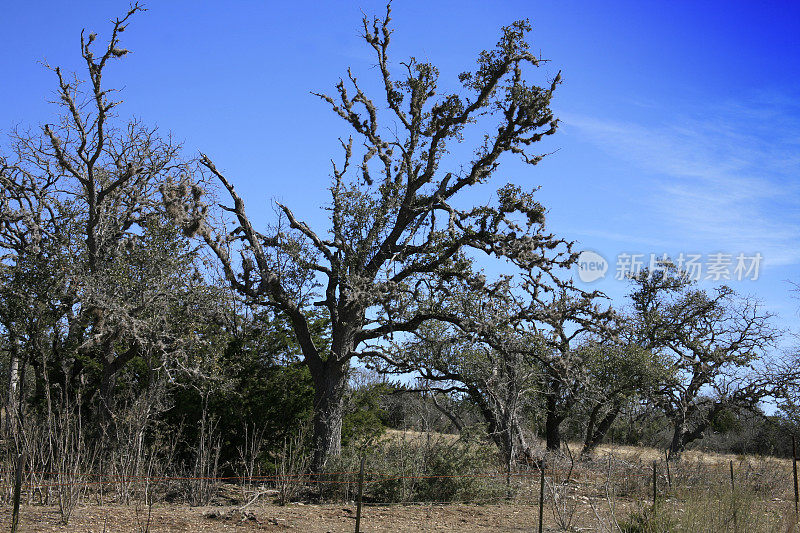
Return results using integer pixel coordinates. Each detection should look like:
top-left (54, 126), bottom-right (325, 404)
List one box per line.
top-left (3, 446), bottom-right (800, 532)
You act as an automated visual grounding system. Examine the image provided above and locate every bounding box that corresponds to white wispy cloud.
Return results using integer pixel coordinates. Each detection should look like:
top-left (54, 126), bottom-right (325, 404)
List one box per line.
top-left (563, 93), bottom-right (800, 267)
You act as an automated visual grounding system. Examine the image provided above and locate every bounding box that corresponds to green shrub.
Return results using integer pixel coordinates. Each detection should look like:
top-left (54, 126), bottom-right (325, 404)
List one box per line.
top-left (321, 431), bottom-right (507, 503)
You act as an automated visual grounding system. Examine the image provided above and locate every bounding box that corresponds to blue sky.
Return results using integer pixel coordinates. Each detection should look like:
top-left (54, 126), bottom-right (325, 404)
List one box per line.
top-left (2, 1), bottom-right (799, 331)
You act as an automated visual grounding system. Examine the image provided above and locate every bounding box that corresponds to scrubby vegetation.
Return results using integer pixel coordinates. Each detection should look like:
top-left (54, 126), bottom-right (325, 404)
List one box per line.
top-left (2, 3), bottom-right (800, 531)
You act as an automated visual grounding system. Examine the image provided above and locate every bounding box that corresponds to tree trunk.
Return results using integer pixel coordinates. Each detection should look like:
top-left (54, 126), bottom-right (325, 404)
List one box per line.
top-left (429, 393), bottom-right (463, 432)
top-left (513, 420), bottom-right (533, 464)
top-left (545, 393), bottom-right (563, 451)
top-left (309, 359), bottom-right (349, 473)
top-left (500, 410), bottom-right (515, 472)
top-left (97, 342), bottom-right (141, 433)
top-left (5, 335), bottom-right (23, 439)
top-left (98, 364), bottom-right (116, 431)
top-left (465, 386), bottom-right (523, 468)
top-left (582, 403), bottom-right (621, 455)
top-left (669, 415), bottom-right (688, 457)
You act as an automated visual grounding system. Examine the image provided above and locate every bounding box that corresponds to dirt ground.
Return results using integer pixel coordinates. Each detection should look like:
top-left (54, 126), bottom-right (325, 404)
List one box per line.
top-left (1, 500), bottom-right (613, 532)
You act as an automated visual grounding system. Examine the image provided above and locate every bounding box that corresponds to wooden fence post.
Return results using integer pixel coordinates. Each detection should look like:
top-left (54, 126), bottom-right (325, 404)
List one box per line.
top-left (538, 463), bottom-right (545, 533)
top-left (652, 461), bottom-right (657, 509)
top-left (354, 455), bottom-right (365, 533)
top-left (793, 435), bottom-right (798, 518)
top-left (729, 460), bottom-right (735, 491)
top-left (664, 450), bottom-right (672, 488)
top-left (730, 459), bottom-right (737, 529)
top-left (11, 451), bottom-right (23, 533)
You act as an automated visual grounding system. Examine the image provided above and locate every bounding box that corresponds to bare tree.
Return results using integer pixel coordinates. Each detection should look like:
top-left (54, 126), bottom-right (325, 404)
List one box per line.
top-left (165, 5), bottom-right (565, 470)
top-left (371, 256), bottom-right (614, 465)
top-left (0, 4), bottom-right (211, 448)
top-left (520, 290), bottom-right (615, 451)
top-left (629, 269), bottom-right (781, 456)
top-left (32, 4), bottom-right (204, 427)
top-left (387, 322), bottom-right (542, 470)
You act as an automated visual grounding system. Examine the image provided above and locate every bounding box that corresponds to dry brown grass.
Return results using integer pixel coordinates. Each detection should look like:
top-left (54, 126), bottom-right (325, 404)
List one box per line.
top-left (5, 433), bottom-right (800, 531)
top-left (584, 441), bottom-right (792, 468)
top-left (381, 428), bottom-right (461, 444)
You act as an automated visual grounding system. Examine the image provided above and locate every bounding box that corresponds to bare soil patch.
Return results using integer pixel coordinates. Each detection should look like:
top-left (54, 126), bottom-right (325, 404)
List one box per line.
top-left (1, 501), bottom-right (589, 532)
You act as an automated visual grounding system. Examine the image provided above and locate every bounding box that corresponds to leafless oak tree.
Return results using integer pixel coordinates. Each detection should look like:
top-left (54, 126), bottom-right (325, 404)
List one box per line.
top-left (630, 269), bottom-right (781, 456)
top-left (164, 4), bottom-right (566, 470)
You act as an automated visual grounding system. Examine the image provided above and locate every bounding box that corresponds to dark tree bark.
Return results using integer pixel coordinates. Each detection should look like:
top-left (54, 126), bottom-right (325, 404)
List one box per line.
top-left (668, 417), bottom-right (688, 457)
top-left (582, 401), bottom-right (622, 455)
top-left (309, 359), bottom-right (349, 471)
top-left (545, 393), bottom-right (565, 451)
top-left (667, 402), bottom-right (726, 457)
